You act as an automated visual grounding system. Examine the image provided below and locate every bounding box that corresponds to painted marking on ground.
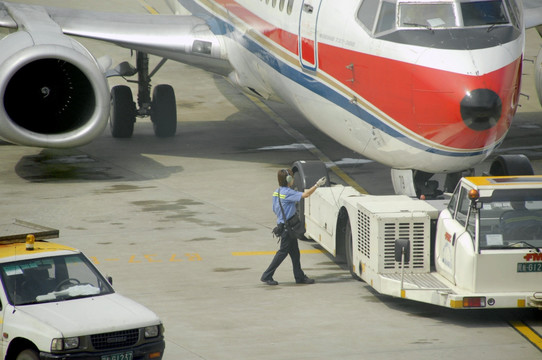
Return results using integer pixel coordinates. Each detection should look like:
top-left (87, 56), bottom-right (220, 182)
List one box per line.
top-left (89, 253), bottom-right (202, 264)
top-left (509, 320), bottom-right (542, 352)
top-left (232, 249), bottom-right (324, 256)
top-left (138, 0), bottom-right (159, 14)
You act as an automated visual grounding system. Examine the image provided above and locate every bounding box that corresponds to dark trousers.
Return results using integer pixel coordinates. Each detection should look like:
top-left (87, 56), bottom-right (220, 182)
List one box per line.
top-left (261, 230), bottom-right (305, 281)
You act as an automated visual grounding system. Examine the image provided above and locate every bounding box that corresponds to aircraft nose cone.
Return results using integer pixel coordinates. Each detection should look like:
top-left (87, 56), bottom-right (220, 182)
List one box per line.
top-left (460, 89), bottom-right (502, 131)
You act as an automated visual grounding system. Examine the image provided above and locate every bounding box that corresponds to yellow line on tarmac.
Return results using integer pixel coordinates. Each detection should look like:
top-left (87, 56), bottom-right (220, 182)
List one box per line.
top-left (232, 249), bottom-right (324, 256)
top-left (246, 94), bottom-right (368, 194)
top-left (139, 0), bottom-right (159, 14)
top-left (509, 320), bottom-right (542, 352)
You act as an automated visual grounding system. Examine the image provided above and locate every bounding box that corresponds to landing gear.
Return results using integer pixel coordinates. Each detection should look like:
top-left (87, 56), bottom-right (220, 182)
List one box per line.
top-left (489, 154), bottom-right (534, 176)
top-left (391, 169), bottom-right (468, 199)
top-left (391, 155), bottom-right (534, 198)
top-left (110, 85), bottom-right (135, 138)
top-left (151, 84), bottom-right (177, 137)
top-left (109, 51), bottom-right (177, 138)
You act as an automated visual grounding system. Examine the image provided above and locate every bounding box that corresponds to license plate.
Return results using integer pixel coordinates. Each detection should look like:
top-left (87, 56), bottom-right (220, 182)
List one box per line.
top-left (517, 263), bottom-right (542, 272)
top-left (101, 352), bottom-right (133, 360)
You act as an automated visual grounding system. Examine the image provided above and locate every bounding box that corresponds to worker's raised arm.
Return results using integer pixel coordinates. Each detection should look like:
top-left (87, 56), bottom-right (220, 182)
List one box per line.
top-left (301, 177), bottom-right (326, 198)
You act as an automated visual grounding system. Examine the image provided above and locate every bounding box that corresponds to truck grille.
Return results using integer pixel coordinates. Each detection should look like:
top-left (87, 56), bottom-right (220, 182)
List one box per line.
top-left (91, 329), bottom-right (139, 350)
top-left (383, 221), bottom-right (427, 270)
top-left (355, 202), bottom-right (431, 274)
top-left (357, 210), bottom-right (371, 259)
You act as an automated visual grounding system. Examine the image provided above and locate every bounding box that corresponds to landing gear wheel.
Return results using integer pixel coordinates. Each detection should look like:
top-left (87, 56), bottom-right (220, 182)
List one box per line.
top-left (345, 219), bottom-right (361, 281)
top-left (151, 84), bottom-right (177, 137)
top-left (16, 350), bottom-right (39, 360)
top-left (291, 160), bottom-right (330, 231)
top-left (489, 155), bottom-right (533, 176)
top-left (110, 85), bottom-right (136, 138)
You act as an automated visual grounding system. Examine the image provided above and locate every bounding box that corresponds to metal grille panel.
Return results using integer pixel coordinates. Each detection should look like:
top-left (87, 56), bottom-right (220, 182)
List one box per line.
top-left (357, 210), bottom-right (370, 259)
top-left (91, 329), bottom-right (139, 350)
top-left (383, 221), bottom-right (427, 271)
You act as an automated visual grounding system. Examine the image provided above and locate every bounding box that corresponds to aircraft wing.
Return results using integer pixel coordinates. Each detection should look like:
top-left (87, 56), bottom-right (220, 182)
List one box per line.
top-left (0, 2), bottom-right (231, 75)
top-left (0, 1), bottom-right (233, 148)
top-left (523, 0), bottom-right (542, 29)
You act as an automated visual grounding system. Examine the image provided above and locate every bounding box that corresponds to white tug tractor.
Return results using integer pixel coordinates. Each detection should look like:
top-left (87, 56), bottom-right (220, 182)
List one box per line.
top-left (294, 156), bottom-right (542, 309)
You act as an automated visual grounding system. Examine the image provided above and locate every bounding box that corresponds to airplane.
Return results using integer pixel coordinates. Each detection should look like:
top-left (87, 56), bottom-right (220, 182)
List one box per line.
top-left (0, 0), bottom-right (542, 196)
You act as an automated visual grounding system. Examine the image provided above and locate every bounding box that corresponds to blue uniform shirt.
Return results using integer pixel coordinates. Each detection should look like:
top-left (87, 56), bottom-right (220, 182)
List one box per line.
top-left (273, 186), bottom-right (302, 224)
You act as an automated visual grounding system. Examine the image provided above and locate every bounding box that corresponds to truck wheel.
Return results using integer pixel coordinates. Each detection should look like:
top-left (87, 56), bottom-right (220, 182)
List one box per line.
top-left (16, 350), bottom-right (39, 360)
top-left (291, 160), bottom-right (330, 239)
top-left (489, 155), bottom-right (533, 176)
top-left (345, 219), bottom-right (361, 281)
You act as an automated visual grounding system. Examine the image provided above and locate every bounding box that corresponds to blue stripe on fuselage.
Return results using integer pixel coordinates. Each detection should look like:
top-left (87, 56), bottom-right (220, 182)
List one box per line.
top-left (178, 0), bottom-right (494, 158)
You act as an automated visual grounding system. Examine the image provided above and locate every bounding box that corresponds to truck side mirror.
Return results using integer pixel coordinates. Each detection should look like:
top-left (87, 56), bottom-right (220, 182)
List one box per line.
top-left (395, 239), bottom-right (410, 263)
top-left (107, 276), bottom-right (113, 285)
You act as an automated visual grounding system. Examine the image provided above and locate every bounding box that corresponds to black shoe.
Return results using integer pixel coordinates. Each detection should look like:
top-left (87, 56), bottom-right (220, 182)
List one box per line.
top-left (261, 278), bottom-right (278, 285)
top-left (296, 276), bottom-right (315, 284)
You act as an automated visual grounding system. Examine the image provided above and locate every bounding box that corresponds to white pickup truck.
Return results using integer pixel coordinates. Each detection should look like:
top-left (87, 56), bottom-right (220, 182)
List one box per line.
top-left (294, 161), bottom-right (542, 309)
top-left (0, 221), bottom-right (164, 360)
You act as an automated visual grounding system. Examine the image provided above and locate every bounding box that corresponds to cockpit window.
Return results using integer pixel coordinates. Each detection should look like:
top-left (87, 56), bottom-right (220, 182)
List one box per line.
top-left (399, 3), bottom-right (457, 28)
top-left (358, 0), bottom-right (514, 38)
top-left (376, 1), bottom-right (397, 33)
top-left (503, 0), bottom-right (520, 28)
top-left (461, 1), bottom-right (508, 26)
top-left (357, 0), bottom-right (380, 32)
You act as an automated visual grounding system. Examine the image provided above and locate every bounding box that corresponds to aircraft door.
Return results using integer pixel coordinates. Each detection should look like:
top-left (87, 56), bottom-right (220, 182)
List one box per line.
top-left (299, 0), bottom-right (322, 70)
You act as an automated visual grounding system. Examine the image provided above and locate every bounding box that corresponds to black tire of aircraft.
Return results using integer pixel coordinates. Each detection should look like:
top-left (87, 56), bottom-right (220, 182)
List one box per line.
top-left (110, 84), bottom-right (177, 138)
top-left (110, 85), bottom-right (136, 138)
top-left (489, 154), bottom-right (534, 176)
top-left (151, 84), bottom-right (177, 138)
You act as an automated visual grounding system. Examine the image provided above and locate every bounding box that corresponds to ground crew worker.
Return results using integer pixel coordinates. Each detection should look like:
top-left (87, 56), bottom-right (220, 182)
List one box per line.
top-left (260, 168), bottom-right (326, 285)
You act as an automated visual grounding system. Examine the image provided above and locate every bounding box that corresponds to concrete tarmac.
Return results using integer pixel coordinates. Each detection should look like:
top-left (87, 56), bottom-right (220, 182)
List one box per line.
top-left (2, 0), bottom-right (542, 359)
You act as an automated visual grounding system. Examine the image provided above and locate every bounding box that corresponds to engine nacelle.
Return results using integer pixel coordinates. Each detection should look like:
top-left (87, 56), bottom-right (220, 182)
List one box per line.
top-left (0, 31), bottom-right (110, 148)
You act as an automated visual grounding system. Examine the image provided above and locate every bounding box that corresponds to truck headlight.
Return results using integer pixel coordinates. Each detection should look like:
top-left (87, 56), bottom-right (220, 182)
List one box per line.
top-left (144, 325), bottom-right (159, 338)
top-left (51, 337), bottom-right (79, 351)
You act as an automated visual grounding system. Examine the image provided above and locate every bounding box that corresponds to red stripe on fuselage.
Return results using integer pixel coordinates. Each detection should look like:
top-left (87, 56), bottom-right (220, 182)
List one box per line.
top-left (209, 0), bottom-right (519, 150)
top-left (212, 0), bottom-right (298, 55)
top-left (318, 42), bottom-right (520, 149)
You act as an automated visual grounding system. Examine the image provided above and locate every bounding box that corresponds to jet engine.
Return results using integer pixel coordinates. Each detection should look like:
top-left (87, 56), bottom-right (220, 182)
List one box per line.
top-left (0, 30), bottom-right (110, 148)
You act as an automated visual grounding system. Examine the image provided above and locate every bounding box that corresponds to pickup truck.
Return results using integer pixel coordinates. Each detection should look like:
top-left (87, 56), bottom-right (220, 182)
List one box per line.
top-left (0, 220), bottom-right (164, 360)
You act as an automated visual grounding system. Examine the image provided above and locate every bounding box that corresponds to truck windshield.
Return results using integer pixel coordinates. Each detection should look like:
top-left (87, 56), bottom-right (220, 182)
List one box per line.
top-left (0, 254), bottom-right (114, 305)
top-left (478, 189), bottom-right (542, 250)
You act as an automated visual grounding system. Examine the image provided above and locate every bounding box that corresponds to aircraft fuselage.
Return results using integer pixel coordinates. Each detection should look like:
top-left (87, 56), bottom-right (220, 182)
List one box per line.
top-left (185, 0), bottom-right (524, 173)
